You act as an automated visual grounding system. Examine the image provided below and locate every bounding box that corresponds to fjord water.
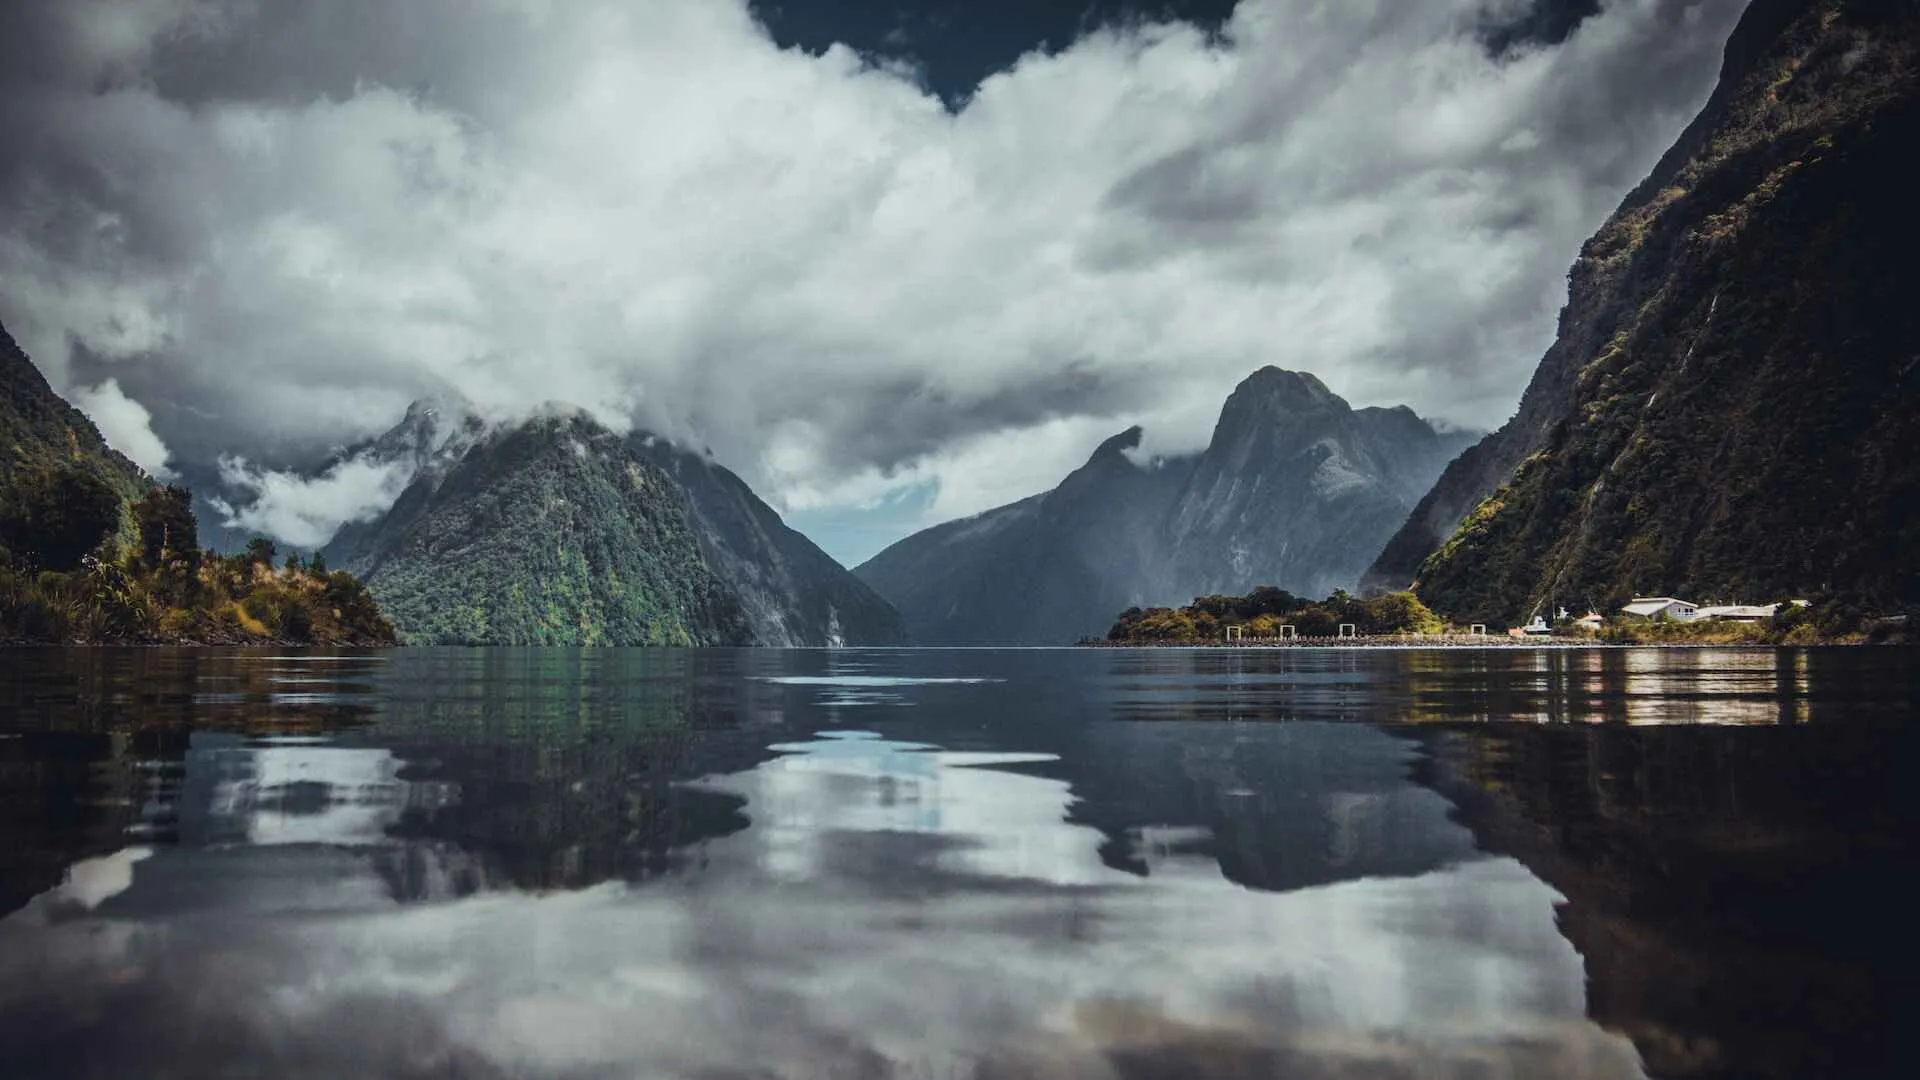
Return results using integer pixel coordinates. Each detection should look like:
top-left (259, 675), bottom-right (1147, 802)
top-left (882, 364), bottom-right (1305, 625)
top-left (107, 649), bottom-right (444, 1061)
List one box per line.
top-left (0, 647), bottom-right (1910, 1079)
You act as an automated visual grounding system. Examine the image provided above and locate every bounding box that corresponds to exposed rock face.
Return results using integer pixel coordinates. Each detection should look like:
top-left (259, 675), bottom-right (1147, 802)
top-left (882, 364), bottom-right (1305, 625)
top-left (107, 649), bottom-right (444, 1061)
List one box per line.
top-left (325, 403), bottom-right (907, 647)
top-left (630, 435), bottom-right (909, 647)
top-left (1400, 0), bottom-right (1920, 624)
top-left (856, 368), bottom-right (1474, 644)
top-left (854, 426), bottom-right (1195, 648)
top-left (1160, 370), bottom-right (1476, 602)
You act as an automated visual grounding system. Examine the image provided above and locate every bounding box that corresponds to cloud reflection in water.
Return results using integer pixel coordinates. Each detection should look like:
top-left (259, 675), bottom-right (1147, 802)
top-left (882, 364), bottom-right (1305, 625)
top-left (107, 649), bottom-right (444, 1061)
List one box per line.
top-left (0, 725), bottom-right (1645, 1079)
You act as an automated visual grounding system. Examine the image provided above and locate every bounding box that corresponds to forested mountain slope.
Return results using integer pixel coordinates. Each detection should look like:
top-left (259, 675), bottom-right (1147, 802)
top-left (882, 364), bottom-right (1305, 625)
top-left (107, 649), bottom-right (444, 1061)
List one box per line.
top-left (1409, 0), bottom-right (1920, 624)
top-left (332, 411), bottom-right (751, 647)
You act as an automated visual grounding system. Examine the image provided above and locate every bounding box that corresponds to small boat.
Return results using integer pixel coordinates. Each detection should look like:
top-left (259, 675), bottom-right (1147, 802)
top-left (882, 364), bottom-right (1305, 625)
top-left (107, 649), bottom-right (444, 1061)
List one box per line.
top-left (1509, 602), bottom-right (1553, 637)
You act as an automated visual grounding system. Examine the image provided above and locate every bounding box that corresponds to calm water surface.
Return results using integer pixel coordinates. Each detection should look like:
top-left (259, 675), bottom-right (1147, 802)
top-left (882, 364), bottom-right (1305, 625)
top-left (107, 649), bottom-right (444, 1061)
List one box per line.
top-left (0, 646), bottom-right (1912, 1079)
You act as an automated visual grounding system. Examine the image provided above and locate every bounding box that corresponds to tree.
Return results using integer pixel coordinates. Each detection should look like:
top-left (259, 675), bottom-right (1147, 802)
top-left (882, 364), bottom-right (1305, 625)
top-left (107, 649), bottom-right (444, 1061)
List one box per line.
top-left (1244, 586), bottom-right (1301, 616)
top-left (245, 536), bottom-right (278, 567)
top-left (133, 485), bottom-right (198, 568)
top-left (1360, 592), bottom-right (1443, 634)
top-left (0, 466), bottom-right (123, 572)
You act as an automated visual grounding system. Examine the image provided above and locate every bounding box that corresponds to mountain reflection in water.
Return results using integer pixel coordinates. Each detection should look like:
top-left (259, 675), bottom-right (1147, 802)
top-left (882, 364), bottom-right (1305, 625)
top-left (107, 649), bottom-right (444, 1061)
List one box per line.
top-left (0, 646), bottom-right (1910, 1079)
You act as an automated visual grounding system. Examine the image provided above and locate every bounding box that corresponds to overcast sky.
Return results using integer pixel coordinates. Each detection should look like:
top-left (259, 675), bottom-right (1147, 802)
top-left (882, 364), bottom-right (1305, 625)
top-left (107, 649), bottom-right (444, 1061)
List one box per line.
top-left (0, 0), bottom-right (1744, 564)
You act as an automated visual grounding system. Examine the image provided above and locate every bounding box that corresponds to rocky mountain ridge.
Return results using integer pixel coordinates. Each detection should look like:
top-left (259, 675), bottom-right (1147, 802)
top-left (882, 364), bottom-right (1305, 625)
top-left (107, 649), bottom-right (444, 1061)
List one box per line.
top-left (856, 367), bottom-right (1476, 644)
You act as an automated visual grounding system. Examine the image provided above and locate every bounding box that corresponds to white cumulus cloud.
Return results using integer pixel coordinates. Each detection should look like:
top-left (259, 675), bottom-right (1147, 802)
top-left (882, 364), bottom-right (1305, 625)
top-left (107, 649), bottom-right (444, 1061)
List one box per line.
top-left (0, 0), bottom-right (1746, 550)
top-left (214, 453), bottom-right (418, 550)
top-left (71, 378), bottom-right (173, 478)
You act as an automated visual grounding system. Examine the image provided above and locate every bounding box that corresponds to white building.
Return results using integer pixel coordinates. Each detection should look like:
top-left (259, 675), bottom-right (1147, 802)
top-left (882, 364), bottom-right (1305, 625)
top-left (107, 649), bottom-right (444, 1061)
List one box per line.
top-left (1620, 597), bottom-right (1699, 621)
top-left (1694, 603), bottom-right (1782, 622)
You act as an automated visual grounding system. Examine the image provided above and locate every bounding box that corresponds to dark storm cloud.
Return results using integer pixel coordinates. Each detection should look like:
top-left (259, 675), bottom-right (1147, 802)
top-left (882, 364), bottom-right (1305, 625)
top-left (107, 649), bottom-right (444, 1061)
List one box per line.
top-left (1484, 0), bottom-right (1607, 55)
top-left (0, 0), bottom-right (1745, 540)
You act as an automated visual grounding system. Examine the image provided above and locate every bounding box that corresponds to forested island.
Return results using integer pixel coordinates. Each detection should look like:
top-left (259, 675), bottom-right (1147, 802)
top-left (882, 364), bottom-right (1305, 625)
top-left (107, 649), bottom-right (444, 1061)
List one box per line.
top-left (1101, 588), bottom-right (1444, 644)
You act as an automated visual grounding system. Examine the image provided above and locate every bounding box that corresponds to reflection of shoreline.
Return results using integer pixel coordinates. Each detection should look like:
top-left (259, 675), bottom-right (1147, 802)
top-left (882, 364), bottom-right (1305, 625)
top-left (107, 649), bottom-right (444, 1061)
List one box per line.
top-left (1076, 641), bottom-right (1873, 649)
top-left (3, 645), bottom-right (1912, 1079)
top-left (1, 726), bottom-right (1646, 1080)
top-left (1413, 721), bottom-right (1906, 1080)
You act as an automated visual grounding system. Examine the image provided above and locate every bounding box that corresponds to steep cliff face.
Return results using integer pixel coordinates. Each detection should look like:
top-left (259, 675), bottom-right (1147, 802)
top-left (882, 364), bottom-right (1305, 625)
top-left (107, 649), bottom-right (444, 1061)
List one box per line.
top-left (1160, 370), bottom-right (1476, 602)
top-left (1, 319), bottom-right (150, 503)
top-left (630, 435), bottom-right (910, 647)
top-left (331, 411), bottom-right (752, 646)
top-left (1409, 0), bottom-right (1920, 624)
top-left (1362, 0), bottom-right (1856, 595)
top-left (857, 368), bottom-right (1472, 644)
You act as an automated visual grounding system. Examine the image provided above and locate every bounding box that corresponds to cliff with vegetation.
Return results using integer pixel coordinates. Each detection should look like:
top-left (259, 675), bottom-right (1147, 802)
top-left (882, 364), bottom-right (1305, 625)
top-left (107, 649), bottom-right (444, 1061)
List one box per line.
top-left (1403, 0), bottom-right (1919, 626)
top-left (630, 435), bottom-right (909, 647)
top-left (331, 411), bottom-right (751, 646)
top-left (3, 320), bottom-right (394, 644)
top-left (2, 322), bottom-right (149, 509)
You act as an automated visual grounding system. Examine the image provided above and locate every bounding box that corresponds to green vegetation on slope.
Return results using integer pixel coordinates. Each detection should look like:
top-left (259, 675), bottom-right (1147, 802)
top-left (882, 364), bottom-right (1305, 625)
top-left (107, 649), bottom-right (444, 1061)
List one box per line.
top-left (1416, 0), bottom-right (1920, 627)
top-left (1105, 587), bottom-right (1444, 642)
top-left (349, 414), bottom-right (751, 646)
top-left (3, 319), bottom-right (394, 645)
top-left (3, 482), bottom-right (395, 645)
top-left (2, 323), bottom-right (150, 509)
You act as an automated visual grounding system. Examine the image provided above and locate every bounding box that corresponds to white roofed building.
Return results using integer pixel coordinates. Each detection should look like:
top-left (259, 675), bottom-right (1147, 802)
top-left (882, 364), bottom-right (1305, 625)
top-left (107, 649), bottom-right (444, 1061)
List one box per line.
top-left (1620, 597), bottom-right (1699, 621)
top-left (1694, 604), bottom-right (1781, 622)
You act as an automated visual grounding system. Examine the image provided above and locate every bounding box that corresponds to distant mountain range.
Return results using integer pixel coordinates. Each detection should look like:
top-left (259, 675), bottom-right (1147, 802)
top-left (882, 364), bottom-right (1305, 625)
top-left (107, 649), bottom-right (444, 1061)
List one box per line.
top-left (1376, 0), bottom-right (1920, 624)
top-left (320, 401), bottom-right (909, 647)
top-left (854, 368), bottom-right (1477, 644)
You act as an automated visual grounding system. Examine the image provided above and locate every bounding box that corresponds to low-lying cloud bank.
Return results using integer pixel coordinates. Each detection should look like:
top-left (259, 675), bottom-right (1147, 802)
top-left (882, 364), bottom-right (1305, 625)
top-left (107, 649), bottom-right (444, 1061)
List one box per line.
top-left (0, 0), bottom-right (1745, 542)
top-left (211, 453), bottom-right (418, 551)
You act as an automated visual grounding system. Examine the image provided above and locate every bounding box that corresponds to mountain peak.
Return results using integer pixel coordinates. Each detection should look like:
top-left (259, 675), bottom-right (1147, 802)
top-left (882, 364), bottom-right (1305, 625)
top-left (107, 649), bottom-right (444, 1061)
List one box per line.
top-left (1229, 367), bottom-right (1342, 412)
top-left (1091, 425), bottom-right (1146, 459)
top-left (1207, 368), bottom-right (1349, 451)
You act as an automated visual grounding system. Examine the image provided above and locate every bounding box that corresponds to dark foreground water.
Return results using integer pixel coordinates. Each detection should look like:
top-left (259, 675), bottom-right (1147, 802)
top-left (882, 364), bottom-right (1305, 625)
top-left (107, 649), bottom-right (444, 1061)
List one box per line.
top-left (0, 647), bottom-right (1912, 1080)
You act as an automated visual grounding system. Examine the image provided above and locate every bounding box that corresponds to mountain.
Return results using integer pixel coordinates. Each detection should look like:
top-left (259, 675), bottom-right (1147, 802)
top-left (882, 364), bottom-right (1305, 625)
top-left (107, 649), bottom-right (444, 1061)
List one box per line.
top-left (856, 368), bottom-right (1475, 644)
top-left (1158, 370), bottom-right (1477, 600)
top-left (326, 409), bottom-right (752, 646)
top-left (853, 426), bottom-right (1196, 647)
top-left (2, 320), bottom-right (150, 504)
top-left (1396, 0), bottom-right (1920, 624)
top-left (629, 435), bottom-right (908, 646)
top-left (324, 404), bottom-right (909, 647)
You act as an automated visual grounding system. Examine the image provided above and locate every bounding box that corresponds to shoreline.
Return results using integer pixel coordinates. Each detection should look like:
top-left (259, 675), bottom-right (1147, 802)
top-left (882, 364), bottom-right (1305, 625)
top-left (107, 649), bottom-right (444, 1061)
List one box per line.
top-left (1077, 635), bottom-right (1881, 649)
